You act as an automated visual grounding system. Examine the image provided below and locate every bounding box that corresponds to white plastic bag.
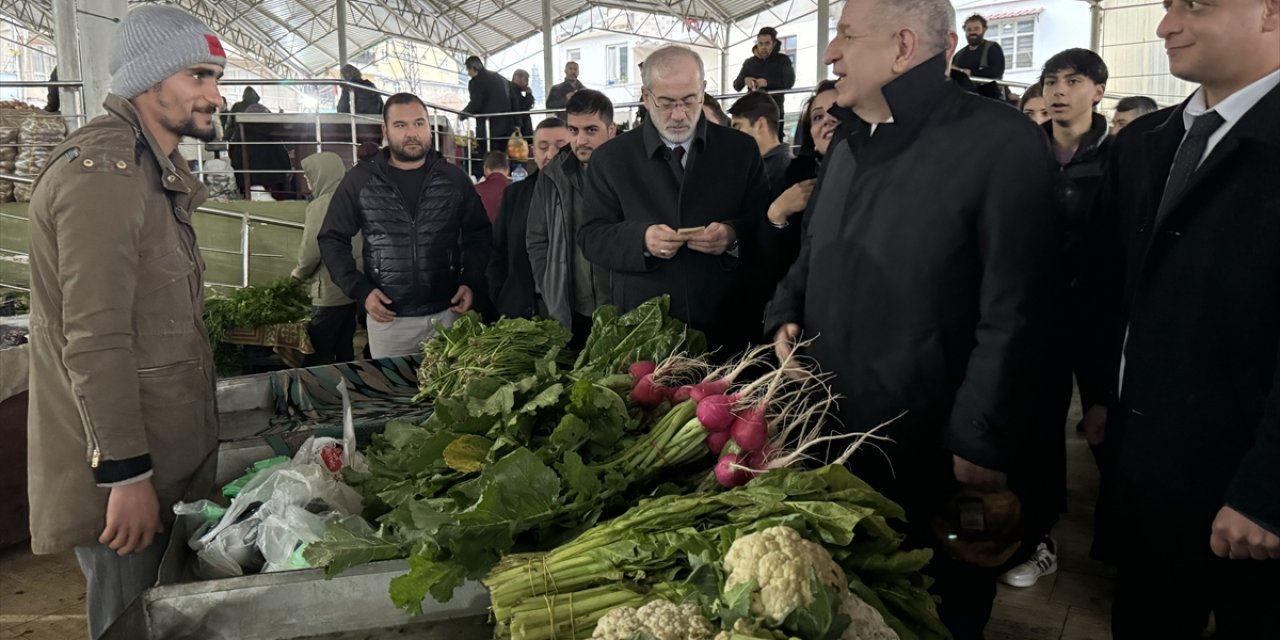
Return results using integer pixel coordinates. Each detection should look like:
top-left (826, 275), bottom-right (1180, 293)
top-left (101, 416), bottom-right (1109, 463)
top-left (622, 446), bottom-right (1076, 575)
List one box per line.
top-left (190, 437), bottom-right (364, 578)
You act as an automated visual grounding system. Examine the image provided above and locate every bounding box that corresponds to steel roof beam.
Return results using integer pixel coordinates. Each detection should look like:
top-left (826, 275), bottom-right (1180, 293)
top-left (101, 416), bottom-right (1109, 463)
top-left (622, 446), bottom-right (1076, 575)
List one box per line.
top-left (0, 0), bottom-right (53, 36)
top-left (165, 0), bottom-right (311, 78)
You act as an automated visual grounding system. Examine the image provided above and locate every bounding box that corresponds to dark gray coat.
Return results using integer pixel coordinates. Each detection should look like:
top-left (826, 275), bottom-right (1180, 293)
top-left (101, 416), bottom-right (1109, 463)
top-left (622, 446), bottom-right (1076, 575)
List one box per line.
top-left (527, 147), bottom-right (611, 328)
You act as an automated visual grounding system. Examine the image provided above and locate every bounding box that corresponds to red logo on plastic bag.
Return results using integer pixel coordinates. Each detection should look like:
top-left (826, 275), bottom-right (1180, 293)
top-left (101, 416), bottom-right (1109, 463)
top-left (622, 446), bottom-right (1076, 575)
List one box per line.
top-left (205, 34), bottom-right (225, 58)
top-left (320, 445), bottom-right (344, 473)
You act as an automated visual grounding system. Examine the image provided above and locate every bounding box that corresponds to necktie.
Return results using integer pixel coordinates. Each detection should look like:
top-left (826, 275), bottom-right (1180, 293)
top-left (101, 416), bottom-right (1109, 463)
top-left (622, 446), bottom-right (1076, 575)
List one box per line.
top-left (669, 145), bottom-right (685, 181)
top-left (1157, 110), bottom-right (1225, 221)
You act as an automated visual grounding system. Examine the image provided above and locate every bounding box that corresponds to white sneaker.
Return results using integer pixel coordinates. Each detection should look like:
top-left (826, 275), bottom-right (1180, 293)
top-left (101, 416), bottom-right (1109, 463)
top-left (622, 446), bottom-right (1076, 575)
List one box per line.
top-left (999, 539), bottom-right (1058, 588)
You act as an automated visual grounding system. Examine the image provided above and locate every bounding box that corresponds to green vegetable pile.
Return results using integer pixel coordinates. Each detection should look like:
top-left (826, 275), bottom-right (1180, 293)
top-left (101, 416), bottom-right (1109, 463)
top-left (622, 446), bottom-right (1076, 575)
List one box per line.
top-left (485, 465), bottom-right (950, 640)
top-left (574, 296), bottom-right (706, 375)
top-left (414, 314), bottom-right (573, 402)
top-left (203, 278), bottom-right (311, 375)
top-left (304, 297), bottom-right (713, 612)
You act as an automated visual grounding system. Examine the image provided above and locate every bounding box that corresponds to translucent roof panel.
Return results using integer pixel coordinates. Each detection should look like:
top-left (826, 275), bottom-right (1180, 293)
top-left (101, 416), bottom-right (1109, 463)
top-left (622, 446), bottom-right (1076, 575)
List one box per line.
top-left (1, 0), bottom-right (794, 76)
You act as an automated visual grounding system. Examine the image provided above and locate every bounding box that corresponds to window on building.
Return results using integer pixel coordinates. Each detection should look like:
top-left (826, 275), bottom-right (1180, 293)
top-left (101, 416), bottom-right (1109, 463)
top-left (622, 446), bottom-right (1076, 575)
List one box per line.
top-left (606, 44), bottom-right (630, 85)
top-left (781, 35), bottom-right (798, 66)
top-left (566, 49), bottom-right (582, 62)
top-left (986, 18), bottom-right (1036, 70)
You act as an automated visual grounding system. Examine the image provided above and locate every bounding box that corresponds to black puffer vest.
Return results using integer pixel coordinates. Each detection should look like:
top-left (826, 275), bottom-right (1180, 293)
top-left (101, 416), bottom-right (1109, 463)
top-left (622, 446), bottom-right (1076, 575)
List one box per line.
top-left (358, 152), bottom-right (469, 316)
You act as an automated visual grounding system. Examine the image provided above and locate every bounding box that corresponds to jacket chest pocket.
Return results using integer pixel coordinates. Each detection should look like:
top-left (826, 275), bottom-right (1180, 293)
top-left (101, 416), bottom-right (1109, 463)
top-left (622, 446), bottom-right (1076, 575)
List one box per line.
top-left (135, 244), bottom-right (198, 336)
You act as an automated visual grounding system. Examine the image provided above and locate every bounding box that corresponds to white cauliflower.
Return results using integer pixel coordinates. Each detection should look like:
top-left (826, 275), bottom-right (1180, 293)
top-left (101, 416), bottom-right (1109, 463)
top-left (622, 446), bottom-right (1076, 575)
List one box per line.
top-left (723, 525), bottom-right (847, 623)
top-left (591, 598), bottom-right (716, 640)
top-left (723, 526), bottom-right (899, 640)
top-left (839, 591), bottom-right (899, 640)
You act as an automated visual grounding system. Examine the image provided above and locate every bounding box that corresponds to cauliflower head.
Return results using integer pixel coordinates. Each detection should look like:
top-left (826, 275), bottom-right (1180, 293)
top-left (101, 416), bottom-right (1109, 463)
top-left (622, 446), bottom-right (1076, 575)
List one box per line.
top-left (723, 526), bottom-right (847, 623)
top-left (839, 592), bottom-right (899, 640)
top-left (591, 599), bottom-right (716, 640)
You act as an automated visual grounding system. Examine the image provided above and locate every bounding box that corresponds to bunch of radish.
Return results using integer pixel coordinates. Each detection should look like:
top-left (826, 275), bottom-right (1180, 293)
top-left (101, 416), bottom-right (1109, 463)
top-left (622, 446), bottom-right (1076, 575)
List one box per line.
top-left (627, 344), bottom-right (889, 489)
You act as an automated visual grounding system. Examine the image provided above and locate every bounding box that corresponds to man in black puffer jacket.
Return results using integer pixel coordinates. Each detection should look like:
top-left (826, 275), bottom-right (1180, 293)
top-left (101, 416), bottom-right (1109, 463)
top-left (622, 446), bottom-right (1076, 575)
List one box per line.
top-left (320, 93), bottom-right (491, 358)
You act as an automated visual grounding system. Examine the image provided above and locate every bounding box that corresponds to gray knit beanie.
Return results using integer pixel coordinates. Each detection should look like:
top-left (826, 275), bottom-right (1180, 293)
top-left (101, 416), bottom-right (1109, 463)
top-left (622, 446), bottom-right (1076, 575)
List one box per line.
top-left (109, 6), bottom-right (227, 99)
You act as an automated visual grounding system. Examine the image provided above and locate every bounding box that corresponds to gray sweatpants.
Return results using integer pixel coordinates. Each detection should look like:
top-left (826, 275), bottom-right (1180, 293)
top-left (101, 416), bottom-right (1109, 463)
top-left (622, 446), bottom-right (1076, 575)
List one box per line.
top-left (366, 309), bottom-right (459, 358)
top-left (74, 534), bottom-right (168, 639)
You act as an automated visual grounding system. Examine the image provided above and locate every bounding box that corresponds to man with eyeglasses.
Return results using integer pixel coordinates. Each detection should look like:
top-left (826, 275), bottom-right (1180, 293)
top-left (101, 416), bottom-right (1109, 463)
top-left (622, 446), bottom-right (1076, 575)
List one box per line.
top-left (25, 7), bottom-right (226, 637)
top-left (579, 46), bottom-right (770, 354)
top-left (733, 27), bottom-right (797, 138)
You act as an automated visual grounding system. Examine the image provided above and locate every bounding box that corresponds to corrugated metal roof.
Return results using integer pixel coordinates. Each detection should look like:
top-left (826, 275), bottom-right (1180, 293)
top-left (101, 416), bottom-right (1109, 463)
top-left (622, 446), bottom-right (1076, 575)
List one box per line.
top-left (984, 7), bottom-right (1044, 21)
top-left (1, 0), bottom-right (790, 76)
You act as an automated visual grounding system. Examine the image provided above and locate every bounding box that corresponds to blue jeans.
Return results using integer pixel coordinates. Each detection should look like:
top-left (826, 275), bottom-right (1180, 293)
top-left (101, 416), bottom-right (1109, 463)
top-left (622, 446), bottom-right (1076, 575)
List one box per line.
top-left (74, 533), bottom-right (168, 639)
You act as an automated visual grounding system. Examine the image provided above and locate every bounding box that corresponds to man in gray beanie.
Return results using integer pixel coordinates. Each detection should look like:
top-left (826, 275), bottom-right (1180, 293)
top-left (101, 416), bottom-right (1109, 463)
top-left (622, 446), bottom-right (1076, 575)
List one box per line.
top-left (25, 5), bottom-right (225, 638)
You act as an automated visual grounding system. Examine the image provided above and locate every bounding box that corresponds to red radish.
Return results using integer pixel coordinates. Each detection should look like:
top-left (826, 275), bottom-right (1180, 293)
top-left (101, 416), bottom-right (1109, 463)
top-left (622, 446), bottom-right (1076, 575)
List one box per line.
top-left (628, 361), bottom-right (657, 380)
top-left (706, 430), bottom-right (731, 455)
top-left (714, 453), bottom-right (751, 488)
top-left (690, 379), bottom-right (731, 402)
top-left (671, 385), bottom-right (695, 403)
top-left (696, 394), bottom-right (736, 433)
top-left (630, 375), bottom-right (668, 408)
top-left (745, 446), bottom-right (775, 472)
top-left (729, 406), bottom-right (768, 451)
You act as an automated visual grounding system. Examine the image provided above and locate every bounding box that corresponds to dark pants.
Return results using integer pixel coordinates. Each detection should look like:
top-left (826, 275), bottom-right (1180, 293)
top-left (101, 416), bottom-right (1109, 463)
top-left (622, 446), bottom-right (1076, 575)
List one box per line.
top-left (928, 552), bottom-right (1000, 640)
top-left (75, 533), bottom-right (169, 639)
top-left (569, 312), bottom-right (592, 350)
top-left (867, 445), bottom-right (1000, 640)
top-left (901, 498), bottom-right (999, 640)
top-left (305, 304), bottom-right (357, 366)
top-left (1113, 553), bottom-right (1280, 639)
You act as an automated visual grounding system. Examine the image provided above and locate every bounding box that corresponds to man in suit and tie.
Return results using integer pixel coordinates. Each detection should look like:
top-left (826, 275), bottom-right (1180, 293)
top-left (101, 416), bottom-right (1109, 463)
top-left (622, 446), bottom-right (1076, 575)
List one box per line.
top-left (578, 46), bottom-right (769, 353)
top-left (1084, 0), bottom-right (1280, 636)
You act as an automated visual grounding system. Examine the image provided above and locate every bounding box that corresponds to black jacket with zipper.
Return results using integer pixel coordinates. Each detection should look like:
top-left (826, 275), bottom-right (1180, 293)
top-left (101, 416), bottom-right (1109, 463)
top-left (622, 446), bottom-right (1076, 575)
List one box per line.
top-left (1044, 113), bottom-right (1114, 411)
top-left (732, 52), bottom-right (797, 114)
top-left (318, 149), bottom-right (492, 317)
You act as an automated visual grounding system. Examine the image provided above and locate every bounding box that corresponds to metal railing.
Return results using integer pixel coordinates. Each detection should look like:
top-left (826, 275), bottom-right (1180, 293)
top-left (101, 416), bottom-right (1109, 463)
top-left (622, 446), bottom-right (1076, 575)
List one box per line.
top-left (0, 172), bottom-right (305, 291)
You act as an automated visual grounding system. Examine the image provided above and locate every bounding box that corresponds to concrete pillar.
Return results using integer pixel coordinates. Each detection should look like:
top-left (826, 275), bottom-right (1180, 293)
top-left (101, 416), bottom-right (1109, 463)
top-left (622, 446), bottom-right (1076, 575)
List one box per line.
top-left (542, 0), bottom-right (555, 99)
top-left (336, 0), bottom-right (349, 67)
top-left (1089, 1), bottom-right (1104, 53)
top-left (816, 0), bottom-right (830, 81)
top-left (720, 42), bottom-right (730, 94)
top-left (52, 0), bottom-right (125, 125)
top-left (50, 0), bottom-right (83, 128)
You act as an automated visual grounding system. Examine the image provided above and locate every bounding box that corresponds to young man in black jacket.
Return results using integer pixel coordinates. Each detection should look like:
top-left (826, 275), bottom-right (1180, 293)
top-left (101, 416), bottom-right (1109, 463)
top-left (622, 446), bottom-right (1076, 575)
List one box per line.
top-left (527, 91), bottom-right (616, 343)
top-left (997, 48), bottom-right (1113, 593)
top-left (733, 27), bottom-right (796, 136)
top-left (766, 0), bottom-right (1061, 636)
top-left (337, 64), bottom-right (384, 115)
top-left (728, 91), bottom-right (791, 198)
top-left (319, 93), bottom-right (491, 358)
top-left (462, 56), bottom-right (517, 175)
top-left (488, 118), bottom-right (571, 320)
top-left (951, 14), bottom-right (1006, 99)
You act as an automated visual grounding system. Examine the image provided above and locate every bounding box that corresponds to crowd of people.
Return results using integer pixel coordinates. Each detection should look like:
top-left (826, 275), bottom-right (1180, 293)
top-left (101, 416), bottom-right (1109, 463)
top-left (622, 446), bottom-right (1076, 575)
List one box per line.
top-left (21, 1), bottom-right (1280, 639)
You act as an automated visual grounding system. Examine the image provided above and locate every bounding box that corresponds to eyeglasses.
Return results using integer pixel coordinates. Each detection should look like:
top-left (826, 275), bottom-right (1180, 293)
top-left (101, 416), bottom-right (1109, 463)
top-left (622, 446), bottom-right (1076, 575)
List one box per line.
top-left (651, 95), bottom-right (702, 114)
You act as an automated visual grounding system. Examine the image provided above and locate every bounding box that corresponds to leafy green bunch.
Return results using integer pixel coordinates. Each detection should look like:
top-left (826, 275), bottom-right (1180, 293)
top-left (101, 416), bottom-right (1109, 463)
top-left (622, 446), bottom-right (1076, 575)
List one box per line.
top-left (484, 465), bottom-right (950, 640)
top-left (202, 278), bottom-right (311, 375)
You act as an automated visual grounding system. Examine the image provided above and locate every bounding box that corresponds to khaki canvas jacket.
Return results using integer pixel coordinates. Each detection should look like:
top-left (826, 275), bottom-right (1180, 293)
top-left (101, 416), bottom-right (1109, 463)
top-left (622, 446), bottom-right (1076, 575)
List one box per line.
top-left (26, 95), bottom-right (218, 554)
